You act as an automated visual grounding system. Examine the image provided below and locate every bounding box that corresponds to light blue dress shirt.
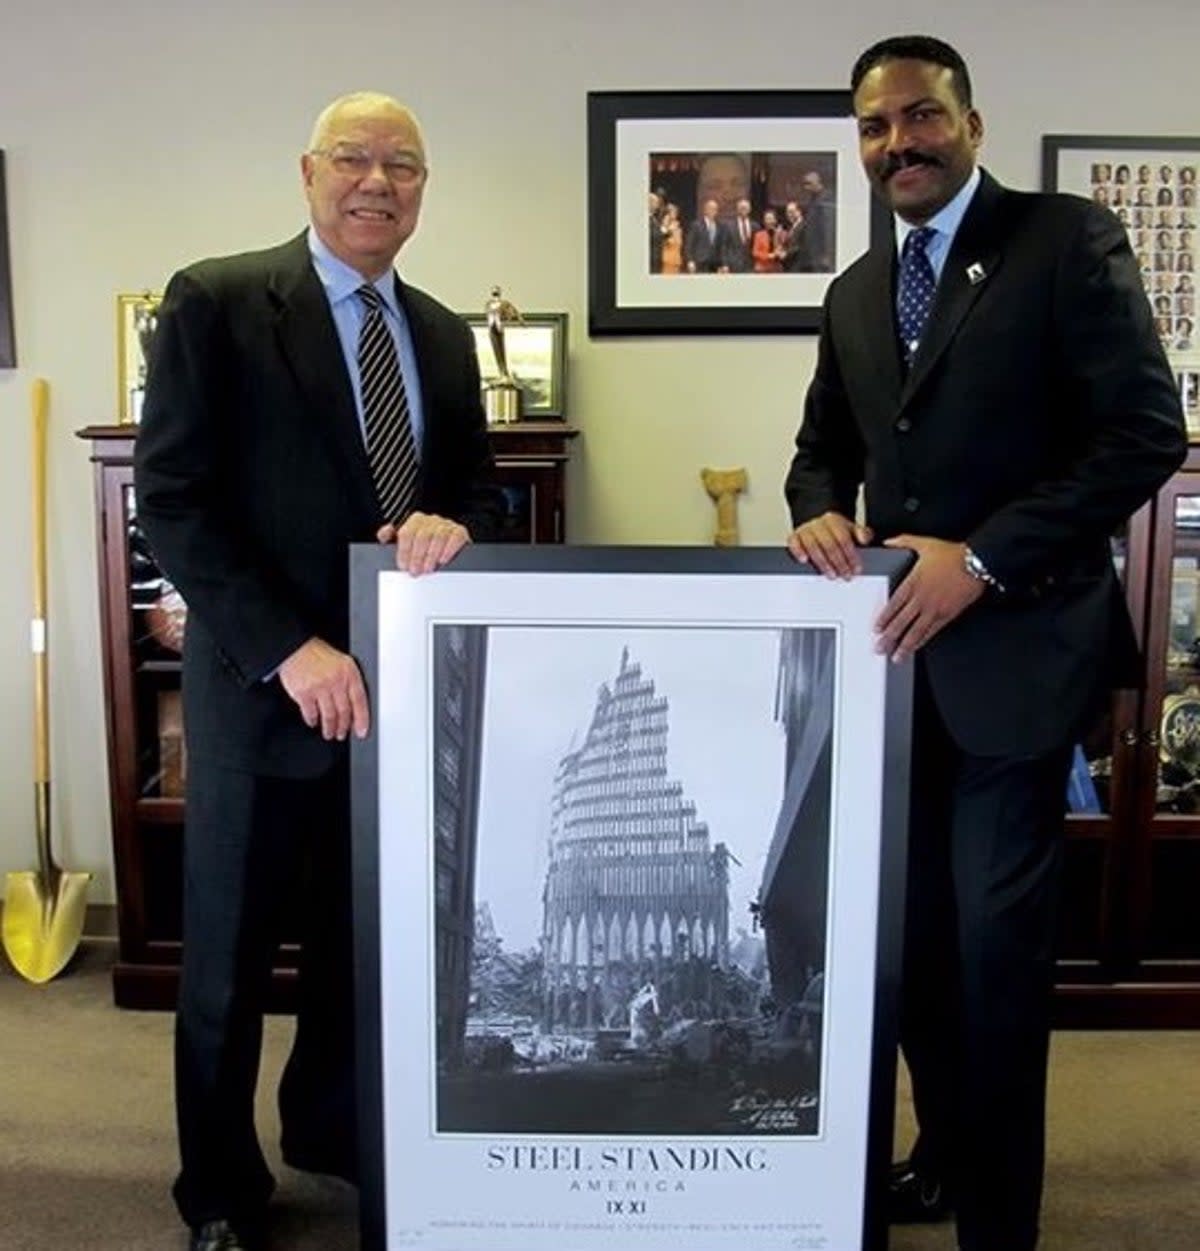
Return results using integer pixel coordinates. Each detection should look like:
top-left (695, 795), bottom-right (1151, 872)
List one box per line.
top-left (894, 164), bottom-right (982, 290)
top-left (306, 226), bottom-right (426, 452)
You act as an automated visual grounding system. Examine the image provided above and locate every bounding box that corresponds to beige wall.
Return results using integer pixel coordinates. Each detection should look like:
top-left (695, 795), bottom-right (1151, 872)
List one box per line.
top-left (0, 0), bottom-right (1196, 902)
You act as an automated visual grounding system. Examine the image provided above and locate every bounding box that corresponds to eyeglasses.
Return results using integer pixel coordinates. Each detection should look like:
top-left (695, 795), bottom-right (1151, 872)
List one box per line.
top-left (311, 145), bottom-right (426, 186)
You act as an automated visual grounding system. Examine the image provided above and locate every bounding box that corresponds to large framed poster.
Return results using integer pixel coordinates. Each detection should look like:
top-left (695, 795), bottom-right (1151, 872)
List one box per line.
top-left (350, 546), bottom-right (913, 1251)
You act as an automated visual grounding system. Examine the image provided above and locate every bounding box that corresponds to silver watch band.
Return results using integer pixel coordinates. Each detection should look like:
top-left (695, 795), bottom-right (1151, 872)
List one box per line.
top-left (964, 546), bottom-right (1004, 591)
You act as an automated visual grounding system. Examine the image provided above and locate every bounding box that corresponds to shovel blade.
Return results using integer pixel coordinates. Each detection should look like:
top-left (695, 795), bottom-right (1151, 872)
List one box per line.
top-left (2, 869), bottom-right (92, 984)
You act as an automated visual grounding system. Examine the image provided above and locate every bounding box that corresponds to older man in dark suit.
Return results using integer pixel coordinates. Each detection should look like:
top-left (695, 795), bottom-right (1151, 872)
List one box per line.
top-left (685, 198), bottom-right (731, 273)
top-left (785, 35), bottom-right (1185, 1251)
top-left (135, 91), bottom-right (498, 1251)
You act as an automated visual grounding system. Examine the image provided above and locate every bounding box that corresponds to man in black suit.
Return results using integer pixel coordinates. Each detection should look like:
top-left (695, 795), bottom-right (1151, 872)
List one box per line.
top-left (685, 198), bottom-right (731, 273)
top-left (135, 91), bottom-right (498, 1251)
top-left (784, 36), bottom-right (1185, 1251)
top-left (648, 190), bottom-right (666, 273)
top-left (779, 199), bottom-right (810, 272)
top-left (800, 170), bottom-right (835, 271)
top-left (725, 197), bottom-right (760, 272)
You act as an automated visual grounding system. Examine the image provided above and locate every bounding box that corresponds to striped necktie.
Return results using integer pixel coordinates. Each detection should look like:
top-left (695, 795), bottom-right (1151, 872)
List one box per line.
top-left (897, 226), bottom-right (937, 367)
top-left (357, 283), bottom-right (418, 525)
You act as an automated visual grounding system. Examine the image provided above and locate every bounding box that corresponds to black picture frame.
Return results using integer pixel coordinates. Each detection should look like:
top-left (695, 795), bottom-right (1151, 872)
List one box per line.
top-left (587, 89), bottom-right (889, 335)
top-left (0, 151), bottom-right (16, 368)
top-left (1042, 134), bottom-right (1198, 379)
top-left (350, 544), bottom-right (914, 1251)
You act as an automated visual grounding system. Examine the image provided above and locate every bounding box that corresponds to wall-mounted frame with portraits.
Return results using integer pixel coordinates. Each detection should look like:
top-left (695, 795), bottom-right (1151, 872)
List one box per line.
top-left (1043, 134), bottom-right (1199, 435)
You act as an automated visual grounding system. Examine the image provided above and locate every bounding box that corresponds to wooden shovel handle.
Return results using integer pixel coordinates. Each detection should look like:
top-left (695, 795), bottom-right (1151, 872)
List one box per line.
top-left (32, 378), bottom-right (49, 787)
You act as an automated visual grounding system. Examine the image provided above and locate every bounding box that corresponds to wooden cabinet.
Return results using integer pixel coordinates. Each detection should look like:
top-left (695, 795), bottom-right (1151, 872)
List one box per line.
top-left (79, 421), bottom-right (578, 1009)
top-left (1056, 448), bottom-right (1200, 1026)
top-left (488, 421), bottom-right (579, 543)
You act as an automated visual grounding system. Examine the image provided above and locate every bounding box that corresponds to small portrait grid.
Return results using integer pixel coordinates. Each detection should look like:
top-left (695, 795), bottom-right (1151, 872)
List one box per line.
top-left (1093, 159), bottom-right (1198, 354)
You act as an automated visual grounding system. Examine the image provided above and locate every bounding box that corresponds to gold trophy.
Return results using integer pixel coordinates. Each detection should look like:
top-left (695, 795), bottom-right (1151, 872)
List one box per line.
top-left (483, 286), bottom-right (523, 424)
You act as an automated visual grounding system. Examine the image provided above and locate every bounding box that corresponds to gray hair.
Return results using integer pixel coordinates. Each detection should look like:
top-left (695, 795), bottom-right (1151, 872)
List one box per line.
top-left (307, 92), bottom-right (424, 153)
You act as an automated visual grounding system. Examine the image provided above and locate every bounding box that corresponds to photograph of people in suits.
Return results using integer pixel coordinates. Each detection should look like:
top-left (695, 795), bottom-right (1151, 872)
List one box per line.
top-left (645, 149), bottom-right (839, 276)
top-left (784, 33), bottom-right (1186, 1251)
top-left (134, 90), bottom-right (500, 1251)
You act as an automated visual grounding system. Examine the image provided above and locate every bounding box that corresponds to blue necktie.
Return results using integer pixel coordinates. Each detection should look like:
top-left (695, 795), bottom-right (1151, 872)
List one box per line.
top-left (357, 284), bottom-right (418, 525)
top-left (897, 226), bottom-right (937, 367)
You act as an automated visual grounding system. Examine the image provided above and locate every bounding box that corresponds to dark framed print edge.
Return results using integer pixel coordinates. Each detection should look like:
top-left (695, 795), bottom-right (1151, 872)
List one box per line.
top-left (587, 89), bottom-right (889, 336)
top-left (0, 151), bottom-right (16, 368)
top-left (461, 311), bottom-right (568, 417)
top-left (1042, 133), bottom-right (1198, 414)
top-left (351, 544), bottom-right (911, 1251)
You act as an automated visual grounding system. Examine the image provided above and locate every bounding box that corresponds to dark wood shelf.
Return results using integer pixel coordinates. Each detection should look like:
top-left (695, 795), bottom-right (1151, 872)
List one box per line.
top-left (136, 796), bottom-right (185, 824)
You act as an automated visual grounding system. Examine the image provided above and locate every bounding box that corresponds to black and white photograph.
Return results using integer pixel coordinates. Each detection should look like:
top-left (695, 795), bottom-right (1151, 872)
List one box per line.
top-left (353, 547), bottom-right (912, 1251)
top-left (588, 90), bottom-right (888, 334)
top-left (434, 625), bottom-right (833, 1138)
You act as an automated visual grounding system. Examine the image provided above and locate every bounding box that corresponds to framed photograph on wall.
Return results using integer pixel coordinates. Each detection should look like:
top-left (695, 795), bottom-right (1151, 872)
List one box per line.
top-left (587, 90), bottom-right (889, 335)
top-left (349, 544), bottom-right (914, 1251)
top-left (462, 311), bottom-right (568, 418)
top-left (1043, 134), bottom-right (1199, 433)
top-left (116, 291), bottom-right (162, 424)
top-left (0, 151), bottom-right (16, 368)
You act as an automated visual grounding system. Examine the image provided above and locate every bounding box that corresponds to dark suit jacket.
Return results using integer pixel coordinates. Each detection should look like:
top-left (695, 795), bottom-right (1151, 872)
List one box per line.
top-left (685, 217), bottom-right (730, 271)
top-left (786, 171), bottom-right (1186, 756)
top-left (134, 232), bottom-right (498, 778)
top-left (802, 193), bottom-right (834, 271)
top-left (781, 217), bottom-right (810, 272)
top-left (725, 217), bottom-right (759, 273)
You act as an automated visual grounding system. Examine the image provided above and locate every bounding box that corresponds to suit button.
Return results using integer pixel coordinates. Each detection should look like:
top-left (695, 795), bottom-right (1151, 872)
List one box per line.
top-left (903, 497), bottom-right (920, 513)
top-left (896, 417), bottom-right (912, 433)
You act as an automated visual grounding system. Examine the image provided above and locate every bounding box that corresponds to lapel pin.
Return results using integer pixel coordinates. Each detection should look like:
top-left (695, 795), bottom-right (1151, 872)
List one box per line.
top-left (966, 261), bottom-right (987, 285)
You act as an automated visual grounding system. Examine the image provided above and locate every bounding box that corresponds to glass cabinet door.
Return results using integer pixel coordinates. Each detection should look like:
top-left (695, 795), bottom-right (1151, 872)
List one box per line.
top-left (1133, 486), bottom-right (1200, 968)
top-left (126, 483), bottom-right (186, 806)
top-left (1056, 511), bottom-right (1149, 975)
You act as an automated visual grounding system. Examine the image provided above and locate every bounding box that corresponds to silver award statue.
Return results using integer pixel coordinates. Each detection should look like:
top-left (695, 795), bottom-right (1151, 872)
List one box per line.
top-left (483, 286), bottom-right (523, 424)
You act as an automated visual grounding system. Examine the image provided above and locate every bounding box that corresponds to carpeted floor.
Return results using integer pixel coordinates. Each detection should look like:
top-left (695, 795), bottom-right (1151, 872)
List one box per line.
top-left (1, 941), bottom-right (1197, 1249)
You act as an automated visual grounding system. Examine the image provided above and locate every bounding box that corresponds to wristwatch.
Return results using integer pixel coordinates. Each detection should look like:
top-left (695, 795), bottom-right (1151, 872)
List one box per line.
top-left (963, 546), bottom-right (1004, 592)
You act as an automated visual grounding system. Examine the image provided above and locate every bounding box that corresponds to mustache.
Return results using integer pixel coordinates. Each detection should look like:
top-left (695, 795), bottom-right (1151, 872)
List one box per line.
top-left (880, 151), bottom-right (942, 180)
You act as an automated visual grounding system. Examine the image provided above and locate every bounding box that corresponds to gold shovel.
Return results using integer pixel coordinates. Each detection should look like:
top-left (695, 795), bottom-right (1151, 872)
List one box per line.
top-left (2, 378), bottom-right (91, 982)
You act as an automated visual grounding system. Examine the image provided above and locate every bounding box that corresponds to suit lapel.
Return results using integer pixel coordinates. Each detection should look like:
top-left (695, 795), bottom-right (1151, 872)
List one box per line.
top-left (855, 242), bottom-right (905, 402)
top-left (269, 236), bottom-right (380, 526)
top-left (393, 275), bottom-right (435, 481)
top-left (901, 172), bottom-right (1005, 405)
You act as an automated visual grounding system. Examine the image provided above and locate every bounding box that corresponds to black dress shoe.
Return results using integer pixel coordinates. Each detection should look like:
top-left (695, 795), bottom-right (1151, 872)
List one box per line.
top-left (188, 1217), bottom-right (263, 1251)
top-left (888, 1159), bottom-right (952, 1223)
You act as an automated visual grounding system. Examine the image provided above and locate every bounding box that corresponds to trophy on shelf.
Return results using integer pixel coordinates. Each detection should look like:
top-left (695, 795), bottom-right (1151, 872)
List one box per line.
top-left (483, 285), bottom-right (524, 424)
